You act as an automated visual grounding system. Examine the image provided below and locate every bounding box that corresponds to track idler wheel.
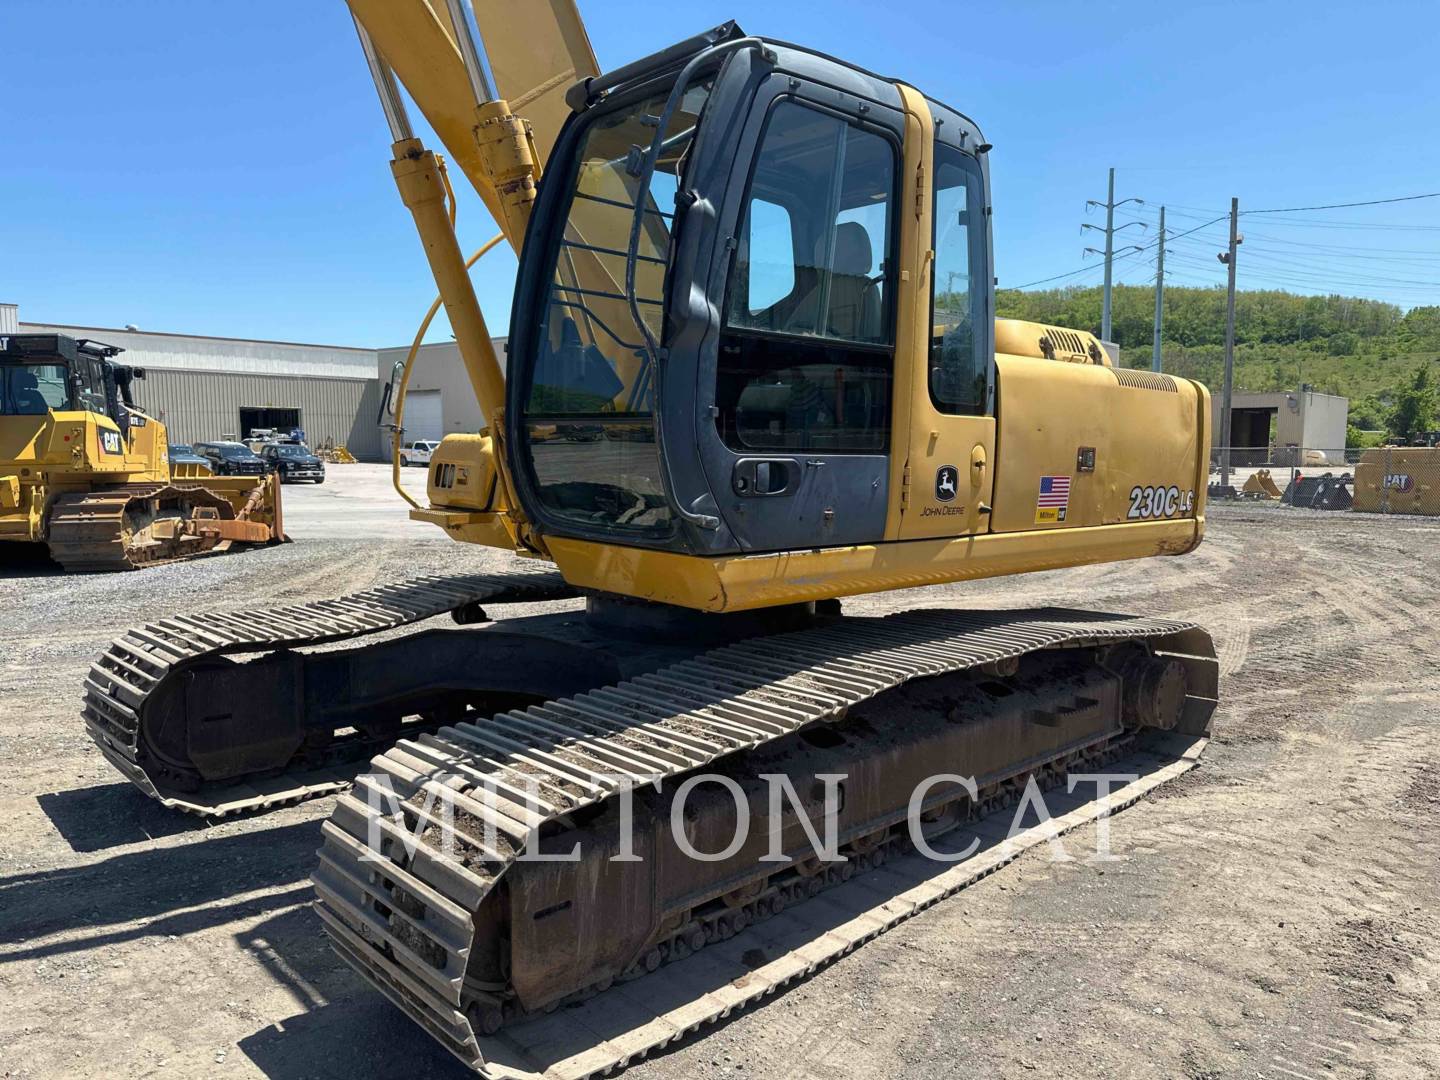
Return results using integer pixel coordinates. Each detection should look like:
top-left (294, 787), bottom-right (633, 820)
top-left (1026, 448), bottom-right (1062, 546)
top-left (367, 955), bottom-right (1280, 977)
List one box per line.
top-left (1117, 650), bottom-right (1188, 730)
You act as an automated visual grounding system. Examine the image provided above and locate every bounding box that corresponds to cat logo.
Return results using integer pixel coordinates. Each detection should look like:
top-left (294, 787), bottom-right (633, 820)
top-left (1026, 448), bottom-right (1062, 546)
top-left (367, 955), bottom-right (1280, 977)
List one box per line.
top-left (101, 430), bottom-right (123, 455)
top-left (935, 465), bottom-right (959, 502)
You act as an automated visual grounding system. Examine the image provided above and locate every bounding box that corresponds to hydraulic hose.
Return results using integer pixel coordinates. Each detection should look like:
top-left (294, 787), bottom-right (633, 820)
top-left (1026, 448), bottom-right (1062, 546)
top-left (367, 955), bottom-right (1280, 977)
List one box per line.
top-left (391, 228), bottom-right (506, 508)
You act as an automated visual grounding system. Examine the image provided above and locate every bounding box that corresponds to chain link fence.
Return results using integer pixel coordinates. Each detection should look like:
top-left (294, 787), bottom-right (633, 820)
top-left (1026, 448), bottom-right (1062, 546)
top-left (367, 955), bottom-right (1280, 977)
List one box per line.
top-left (1208, 446), bottom-right (1440, 515)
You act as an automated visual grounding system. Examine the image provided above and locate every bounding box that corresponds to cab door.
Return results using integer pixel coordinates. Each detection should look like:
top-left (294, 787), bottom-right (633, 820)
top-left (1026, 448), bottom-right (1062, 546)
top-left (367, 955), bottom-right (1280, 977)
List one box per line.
top-left (698, 78), bottom-right (904, 553)
top-left (893, 107), bottom-right (996, 541)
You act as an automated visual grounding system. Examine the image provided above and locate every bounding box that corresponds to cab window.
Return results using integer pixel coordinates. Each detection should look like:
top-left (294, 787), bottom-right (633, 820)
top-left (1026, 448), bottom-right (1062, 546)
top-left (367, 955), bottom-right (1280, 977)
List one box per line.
top-left (929, 144), bottom-right (989, 415)
top-left (1, 364), bottom-right (70, 415)
top-left (74, 359), bottom-right (108, 415)
top-left (718, 101), bottom-right (898, 452)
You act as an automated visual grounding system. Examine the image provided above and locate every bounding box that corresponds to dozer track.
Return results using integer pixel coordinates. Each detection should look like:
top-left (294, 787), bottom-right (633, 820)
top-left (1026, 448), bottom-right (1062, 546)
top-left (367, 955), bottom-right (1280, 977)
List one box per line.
top-left (82, 566), bottom-right (582, 815)
top-left (46, 482), bottom-right (270, 572)
top-left (313, 608), bottom-right (1217, 1078)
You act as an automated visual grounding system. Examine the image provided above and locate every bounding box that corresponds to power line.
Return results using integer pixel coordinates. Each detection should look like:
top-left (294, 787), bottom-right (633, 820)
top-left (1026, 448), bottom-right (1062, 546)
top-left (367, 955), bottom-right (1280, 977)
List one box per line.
top-left (1236, 234), bottom-right (1440, 261)
top-left (1243, 191), bottom-right (1440, 215)
top-left (1003, 213), bottom-right (1227, 292)
top-left (1132, 201), bottom-right (1440, 232)
top-left (998, 262), bottom-right (1105, 291)
top-left (1223, 217), bottom-right (1440, 231)
top-left (1004, 191), bottom-right (1440, 295)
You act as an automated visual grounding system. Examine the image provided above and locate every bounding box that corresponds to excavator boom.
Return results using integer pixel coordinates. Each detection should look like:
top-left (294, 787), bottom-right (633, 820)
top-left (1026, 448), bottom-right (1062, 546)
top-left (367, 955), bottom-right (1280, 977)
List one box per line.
top-left (348, 0), bottom-right (597, 249)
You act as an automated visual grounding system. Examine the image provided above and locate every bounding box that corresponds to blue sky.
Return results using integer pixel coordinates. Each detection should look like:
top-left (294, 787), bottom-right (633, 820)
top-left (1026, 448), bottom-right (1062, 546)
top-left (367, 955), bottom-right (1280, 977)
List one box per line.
top-left (3, 0), bottom-right (1437, 347)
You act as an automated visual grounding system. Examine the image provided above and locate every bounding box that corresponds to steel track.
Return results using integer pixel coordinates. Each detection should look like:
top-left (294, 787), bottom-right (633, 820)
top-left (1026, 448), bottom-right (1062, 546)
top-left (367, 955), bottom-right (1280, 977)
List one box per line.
top-left (81, 566), bottom-right (583, 815)
top-left (46, 481), bottom-right (279, 571)
top-left (312, 607), bottom-right (1217, 1076)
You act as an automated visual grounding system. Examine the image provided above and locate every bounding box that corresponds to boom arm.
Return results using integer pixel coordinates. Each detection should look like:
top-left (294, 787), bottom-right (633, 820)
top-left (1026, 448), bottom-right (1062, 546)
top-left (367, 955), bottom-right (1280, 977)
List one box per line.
top-left (346, 0), bottom-right (597, 251)
top-left (346, 1), bottom-right (597, 551)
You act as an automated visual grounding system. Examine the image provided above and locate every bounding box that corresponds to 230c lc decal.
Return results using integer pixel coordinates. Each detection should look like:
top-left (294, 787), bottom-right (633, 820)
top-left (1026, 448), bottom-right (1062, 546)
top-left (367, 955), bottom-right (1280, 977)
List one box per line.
top-left (1127, 485), bottom-right (1194, 520)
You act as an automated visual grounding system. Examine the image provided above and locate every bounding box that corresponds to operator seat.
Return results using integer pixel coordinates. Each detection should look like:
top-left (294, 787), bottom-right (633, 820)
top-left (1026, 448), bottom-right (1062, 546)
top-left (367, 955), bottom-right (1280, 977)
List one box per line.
top-left (786, 222), bottom-right (882, 342)
top-left (9, 371), bottom-right (50, 415)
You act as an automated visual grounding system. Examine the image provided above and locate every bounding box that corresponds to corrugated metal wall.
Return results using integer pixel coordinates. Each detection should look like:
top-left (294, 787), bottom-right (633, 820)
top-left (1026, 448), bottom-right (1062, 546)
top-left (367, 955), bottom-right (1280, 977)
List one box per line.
top-left (22, 322), bottom-right (376, 378)
top-left (138, 370), bottom-right (383, 459)
top-left (0, 304), bottom-right (17, 334)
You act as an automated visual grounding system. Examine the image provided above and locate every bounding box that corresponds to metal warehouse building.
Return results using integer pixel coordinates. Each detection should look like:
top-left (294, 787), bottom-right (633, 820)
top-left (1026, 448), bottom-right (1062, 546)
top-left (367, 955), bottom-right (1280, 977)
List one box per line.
top-left (6, 302), bottom-right (512, 460)
top-left (13, 306), bottom-right (386, 460)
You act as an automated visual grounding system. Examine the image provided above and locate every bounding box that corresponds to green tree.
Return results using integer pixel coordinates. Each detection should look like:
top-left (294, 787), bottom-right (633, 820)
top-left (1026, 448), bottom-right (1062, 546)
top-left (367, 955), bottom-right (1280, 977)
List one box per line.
top-left (1346, 424), bottom-right (1382, 450)
top-left (1387, 363), bottom-right (1438, 443)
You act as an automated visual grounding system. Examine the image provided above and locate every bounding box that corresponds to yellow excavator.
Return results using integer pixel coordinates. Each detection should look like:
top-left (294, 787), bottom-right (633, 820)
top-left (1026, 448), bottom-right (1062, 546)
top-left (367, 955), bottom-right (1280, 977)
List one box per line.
top-left (81, 3), bottom-right (1217, 1075)
top-left (0, 333), bottom-right (283, 570)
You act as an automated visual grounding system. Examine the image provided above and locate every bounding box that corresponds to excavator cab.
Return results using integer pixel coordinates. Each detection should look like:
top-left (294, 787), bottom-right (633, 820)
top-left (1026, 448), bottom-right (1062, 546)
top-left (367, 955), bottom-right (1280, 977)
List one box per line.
top-left (506, 24), bottom-right (995, 556)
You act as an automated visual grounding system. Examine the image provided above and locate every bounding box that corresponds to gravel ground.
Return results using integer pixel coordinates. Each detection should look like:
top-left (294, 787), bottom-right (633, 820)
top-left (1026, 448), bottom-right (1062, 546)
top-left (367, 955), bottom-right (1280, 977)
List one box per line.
top-left (1, 468), bottom-right (1437, 1079)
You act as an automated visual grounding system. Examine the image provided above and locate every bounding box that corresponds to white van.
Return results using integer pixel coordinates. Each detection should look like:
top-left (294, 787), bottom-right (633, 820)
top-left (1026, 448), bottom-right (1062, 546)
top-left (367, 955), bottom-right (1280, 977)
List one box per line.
top-left (399, 439), bottom-right (441, 467)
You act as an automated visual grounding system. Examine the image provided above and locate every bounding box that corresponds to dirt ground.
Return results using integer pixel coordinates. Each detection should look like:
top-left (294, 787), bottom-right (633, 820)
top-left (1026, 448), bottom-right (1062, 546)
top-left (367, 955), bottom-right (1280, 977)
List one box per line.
top-left (1, 466), bottom-right (1437, 1080)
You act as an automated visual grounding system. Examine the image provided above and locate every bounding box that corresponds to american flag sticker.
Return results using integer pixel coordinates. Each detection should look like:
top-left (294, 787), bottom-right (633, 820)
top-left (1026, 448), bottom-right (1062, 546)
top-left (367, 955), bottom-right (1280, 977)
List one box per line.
top-left (1034, 475), bottom-right (1071, 524)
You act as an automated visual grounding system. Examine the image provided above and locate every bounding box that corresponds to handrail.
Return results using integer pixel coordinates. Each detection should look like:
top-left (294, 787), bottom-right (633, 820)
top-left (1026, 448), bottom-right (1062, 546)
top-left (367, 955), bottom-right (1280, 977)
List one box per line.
top-left (391, 231), bottom-right (506, 509)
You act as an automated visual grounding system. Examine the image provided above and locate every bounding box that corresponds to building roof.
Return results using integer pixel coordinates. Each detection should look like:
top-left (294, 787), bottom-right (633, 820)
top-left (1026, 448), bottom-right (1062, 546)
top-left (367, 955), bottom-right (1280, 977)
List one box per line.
top-left (19, 321), bottom-right (379, 380)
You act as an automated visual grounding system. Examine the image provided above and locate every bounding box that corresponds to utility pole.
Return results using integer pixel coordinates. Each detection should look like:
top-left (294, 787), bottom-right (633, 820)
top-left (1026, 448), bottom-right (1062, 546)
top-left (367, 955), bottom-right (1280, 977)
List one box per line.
top-left (1217, 197), bottom-right (1243, 487)
top-left (1084, 169), bottom-right (1144, 344)
top-left (1152, 205), bottom-right (1166, 372)
top-left (1102, 168), bottom-right (1115, 341)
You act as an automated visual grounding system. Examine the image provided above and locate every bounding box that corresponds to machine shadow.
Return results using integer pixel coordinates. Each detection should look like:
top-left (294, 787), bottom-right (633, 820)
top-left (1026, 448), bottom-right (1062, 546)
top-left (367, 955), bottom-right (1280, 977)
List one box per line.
top-left (238, 908), bottom-right (463, 1079)
top-left (37, 783), bottom-right (208, 852)
top-left (0, 543), bottom-right (62, 577)
top-left (0, 817), bottom-right (323, 962)
top-left (240, 1002), bottom-right (465, 1079)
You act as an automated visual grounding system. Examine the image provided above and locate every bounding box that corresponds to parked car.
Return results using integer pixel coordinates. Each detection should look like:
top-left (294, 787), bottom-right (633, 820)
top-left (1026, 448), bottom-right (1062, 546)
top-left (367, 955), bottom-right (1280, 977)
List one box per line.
top-left (167, 443), bottom-right (210, 468)
top-left (399, 439), bottom-right (441, 467)
top-left (260, 442), bottom-right (326, 483)
top-left (194, 441), bottom-right (273, 476)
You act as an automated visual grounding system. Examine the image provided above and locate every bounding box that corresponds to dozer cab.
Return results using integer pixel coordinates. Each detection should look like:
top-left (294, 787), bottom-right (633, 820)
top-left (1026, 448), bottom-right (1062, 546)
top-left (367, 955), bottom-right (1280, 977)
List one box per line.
top-left (78, 6), bottom-right (1218, 1076)
top-left (0, 333), bottom-right (283, 570)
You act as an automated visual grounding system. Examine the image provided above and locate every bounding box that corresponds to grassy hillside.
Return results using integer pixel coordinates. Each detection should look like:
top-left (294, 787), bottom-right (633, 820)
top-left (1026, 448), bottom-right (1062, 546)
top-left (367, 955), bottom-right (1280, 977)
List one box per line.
top-left (996, 284), bottom-right (1440, 431)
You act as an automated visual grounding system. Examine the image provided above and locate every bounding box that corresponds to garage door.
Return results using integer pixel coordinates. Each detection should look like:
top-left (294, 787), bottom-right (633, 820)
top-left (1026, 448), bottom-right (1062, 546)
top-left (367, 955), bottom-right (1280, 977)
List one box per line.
top-left (403, 390), bottom-right (443, 443)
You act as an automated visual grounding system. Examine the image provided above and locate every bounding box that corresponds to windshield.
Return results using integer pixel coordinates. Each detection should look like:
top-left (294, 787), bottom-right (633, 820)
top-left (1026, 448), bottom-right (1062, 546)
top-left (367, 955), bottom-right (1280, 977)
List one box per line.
top-left (271, 445), bottom-right (308, 458)
top-left (1, 363), bottom-right (69, 415)
top-left (218, 446), bottom-right (258, 460)
top-left (520, 81), bottom-right (712, 534)
top-left (170, 444), bottom-right (193, 454)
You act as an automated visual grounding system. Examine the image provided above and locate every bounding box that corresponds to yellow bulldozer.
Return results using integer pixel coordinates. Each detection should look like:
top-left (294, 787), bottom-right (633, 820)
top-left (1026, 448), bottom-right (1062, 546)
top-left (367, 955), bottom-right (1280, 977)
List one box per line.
top-left (79, 4), bottom-right (1218, 1075)
top-left (0, 333), bottom-right (284, 571)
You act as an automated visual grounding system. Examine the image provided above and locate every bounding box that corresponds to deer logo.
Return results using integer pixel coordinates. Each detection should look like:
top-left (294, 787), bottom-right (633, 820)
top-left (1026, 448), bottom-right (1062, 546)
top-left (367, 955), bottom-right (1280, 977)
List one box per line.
top-left (935, 465), bottom-right (959, 502)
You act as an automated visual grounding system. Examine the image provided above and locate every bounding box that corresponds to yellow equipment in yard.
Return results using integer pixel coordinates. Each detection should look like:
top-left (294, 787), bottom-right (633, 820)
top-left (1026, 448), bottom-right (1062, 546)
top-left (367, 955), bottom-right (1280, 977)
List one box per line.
top-left (1241, 468), bottom-right (1284, 499)
top-left (1353, 445), bottom-right (1440, 515)
top-left (80, 5), bottom-right (1218, 1075)
top-left (0, 333), bottom-right (284, 571)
